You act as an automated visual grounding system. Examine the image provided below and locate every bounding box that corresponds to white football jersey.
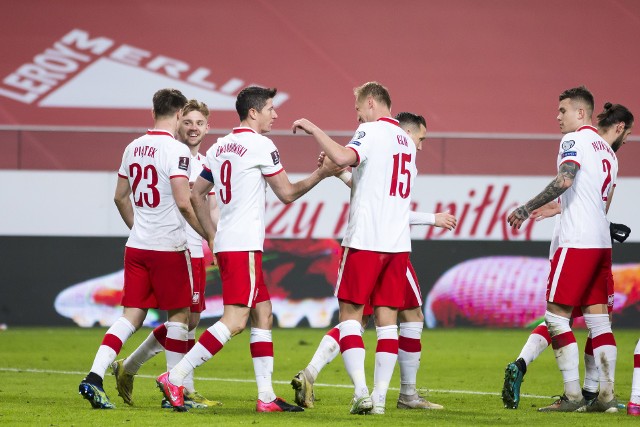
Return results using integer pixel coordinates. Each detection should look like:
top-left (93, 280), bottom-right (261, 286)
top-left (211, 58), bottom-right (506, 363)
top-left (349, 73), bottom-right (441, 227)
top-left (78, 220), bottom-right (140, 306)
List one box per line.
top-left (557, 125), bottom-right (617, 248)
top-left (118, 129), bottom-right (191, 251)
top-left (342, 117), bottom-right (416, 252)
top-left (202, 127), bottom-right (283, 252)
top-left (186, 152), bottom-right (207, 258)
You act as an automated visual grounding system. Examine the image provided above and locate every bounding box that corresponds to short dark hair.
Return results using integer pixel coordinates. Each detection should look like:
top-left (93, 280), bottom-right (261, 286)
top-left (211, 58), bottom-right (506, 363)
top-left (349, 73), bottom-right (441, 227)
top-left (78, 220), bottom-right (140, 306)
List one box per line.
top-left (559, 86), bottom-right (594, 116)
top-left (395, 112), bottom-right (426, 130)
top-left (354, 82), bottom-right (392, 109)
top-left (597, 102), bottom-right (634, 131)
top-left (152, 88), bottom-right (187, 119)
top-left (236, 86), bottom-right (277, 121)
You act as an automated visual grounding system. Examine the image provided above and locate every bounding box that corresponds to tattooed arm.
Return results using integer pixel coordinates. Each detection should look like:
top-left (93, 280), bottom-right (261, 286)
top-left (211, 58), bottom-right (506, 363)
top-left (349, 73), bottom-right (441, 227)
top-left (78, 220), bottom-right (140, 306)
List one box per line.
top-left (507, 162), bottom-right (578, 229)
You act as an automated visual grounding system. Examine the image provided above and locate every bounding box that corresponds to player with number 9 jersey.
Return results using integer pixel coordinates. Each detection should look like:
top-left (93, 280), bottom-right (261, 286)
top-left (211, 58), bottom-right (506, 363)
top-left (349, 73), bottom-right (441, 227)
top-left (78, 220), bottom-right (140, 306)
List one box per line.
top-left (202, 127), bottom-right (283, 252)
top-left (343, 117), bottom-right (416, 253)
top-left (556, 125), bottom-right (617, 249)
top-left (118, 130), bottom-right (193, 251)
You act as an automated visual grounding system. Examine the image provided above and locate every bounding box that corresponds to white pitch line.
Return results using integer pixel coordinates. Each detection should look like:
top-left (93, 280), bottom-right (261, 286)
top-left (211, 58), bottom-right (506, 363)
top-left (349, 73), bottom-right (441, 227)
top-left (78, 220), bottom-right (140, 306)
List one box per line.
top-left (0, 367), bottom-right (551, 399)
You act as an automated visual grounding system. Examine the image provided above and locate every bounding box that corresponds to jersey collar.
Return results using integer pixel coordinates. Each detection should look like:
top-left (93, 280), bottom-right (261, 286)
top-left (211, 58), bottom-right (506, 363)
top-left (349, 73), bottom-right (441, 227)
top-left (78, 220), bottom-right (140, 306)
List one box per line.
top-left (377, 117), bottom-right (400, 127)
top-left (232, 127), bottom-right (257, 134)
top-left (577, 125), bottom-right (598, 133)
top-left (147, 129), bottom-right (175, 138)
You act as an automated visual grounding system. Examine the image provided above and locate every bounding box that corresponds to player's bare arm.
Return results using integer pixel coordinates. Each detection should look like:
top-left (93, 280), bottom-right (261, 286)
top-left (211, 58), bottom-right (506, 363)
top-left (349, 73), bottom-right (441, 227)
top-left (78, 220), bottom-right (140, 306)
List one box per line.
top-left (530, 201), bottom-right (561, 222)
top-left (292, 118), bottom-right (357, 167)
top-left (190, 175), bottom-right (217, 251)
top-left (507, 162), bottom-right (578, 229)
top-left (114, 176), bottom-right (134, 229)
top-left (265, 165), bottom-right (335, 205)
top-left (172, 176), bottom-right (208, 240)
top-left (605, 185), bottom-right (615, 214)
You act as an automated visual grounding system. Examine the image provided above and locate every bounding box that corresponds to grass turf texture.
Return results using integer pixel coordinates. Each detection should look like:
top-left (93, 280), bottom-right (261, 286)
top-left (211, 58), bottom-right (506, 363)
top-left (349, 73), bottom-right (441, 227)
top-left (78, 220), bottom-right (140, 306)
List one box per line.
top-left (0, 327), bottom-right (639, 426)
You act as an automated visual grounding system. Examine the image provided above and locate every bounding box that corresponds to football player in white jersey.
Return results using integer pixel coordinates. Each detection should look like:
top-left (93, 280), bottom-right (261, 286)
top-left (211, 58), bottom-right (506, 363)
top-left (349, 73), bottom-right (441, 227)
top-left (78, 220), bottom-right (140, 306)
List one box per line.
top-left (110, 99), bottom-right (221, 409)
top-left (292, 82), bottom-right (416, 415)
top-left (156, 86), bottom-right (339, 413)
top-left (291, 112), bottom-right (456, 412)
top-left (79, 89), bottom-right (213, 409)
top-left (508, 87), bottom-right (634, 413)
top-left (502, 91), bottom-right (633, 411)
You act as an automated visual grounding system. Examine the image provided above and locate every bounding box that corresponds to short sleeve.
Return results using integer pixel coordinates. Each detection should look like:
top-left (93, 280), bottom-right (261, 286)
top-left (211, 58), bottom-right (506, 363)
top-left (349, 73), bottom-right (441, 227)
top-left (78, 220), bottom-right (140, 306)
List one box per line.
top-left (168, 143), bottom-right (191, 179)
top-left (558, 135), bottom-right (582, 168)
top-left (260, 137), bottom-right (284, 177)
top-left (345, 123), bottom-right (373, 165)
top-left (117, 147), bottom-right (129, 178)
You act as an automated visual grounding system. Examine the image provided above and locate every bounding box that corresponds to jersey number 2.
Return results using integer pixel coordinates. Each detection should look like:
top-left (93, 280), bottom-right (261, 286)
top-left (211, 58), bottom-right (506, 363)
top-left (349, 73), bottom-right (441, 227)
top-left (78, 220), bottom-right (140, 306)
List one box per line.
top-left (130, 163), bottom-right (160, 207)
top-left (390, 153), bottom-right (412, 198)
top-left (601, 159), bottom-right (612, 201)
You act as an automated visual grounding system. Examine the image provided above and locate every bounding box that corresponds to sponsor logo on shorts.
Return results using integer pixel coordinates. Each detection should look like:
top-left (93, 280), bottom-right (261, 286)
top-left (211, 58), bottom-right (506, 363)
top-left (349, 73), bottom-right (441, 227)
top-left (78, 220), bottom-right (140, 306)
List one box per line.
top-left (192, 292), bottom-right (200, 304)
top-left (178, 157), bottom-right (190, 171)
top-left (561, 151), bottom-right (576, 158)
top-left (608, 294), bottom-right (614, 306)
top-left (562, 140), bottom-right (575, 151)
top-left (270, 150), bottom-right (280, 165)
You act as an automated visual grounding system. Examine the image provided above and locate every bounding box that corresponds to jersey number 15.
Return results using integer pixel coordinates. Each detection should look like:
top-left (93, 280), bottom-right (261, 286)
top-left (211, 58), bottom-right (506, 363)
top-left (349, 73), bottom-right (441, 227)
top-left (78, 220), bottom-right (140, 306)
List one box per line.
top-left (390, 153), bottom-right (412, 198)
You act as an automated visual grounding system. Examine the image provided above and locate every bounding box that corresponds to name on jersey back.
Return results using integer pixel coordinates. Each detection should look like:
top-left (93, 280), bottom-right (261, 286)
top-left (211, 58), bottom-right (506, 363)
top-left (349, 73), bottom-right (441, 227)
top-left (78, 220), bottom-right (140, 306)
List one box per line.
top-left (133, 146), bottom-right (157, 158)
top-left (591, 140), bottom-right (615, 157)
top-left (216, 142), bottom-right (247, 157)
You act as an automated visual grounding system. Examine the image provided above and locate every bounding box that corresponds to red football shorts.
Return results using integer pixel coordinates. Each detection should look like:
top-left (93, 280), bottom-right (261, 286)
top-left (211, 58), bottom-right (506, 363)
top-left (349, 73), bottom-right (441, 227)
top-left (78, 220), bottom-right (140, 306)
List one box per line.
top-left (216, 251), bottom-right (270, 308)
top-left (335, 247), bottom-right (409, 308)
top-left (190, 256), bottom-right (207, 313)
top-left (122, 247), bottom-right (192, 310)
top-left (363, 261), bottom-right (421, 316)
top-left (547, 247), bottom-right (612, 308)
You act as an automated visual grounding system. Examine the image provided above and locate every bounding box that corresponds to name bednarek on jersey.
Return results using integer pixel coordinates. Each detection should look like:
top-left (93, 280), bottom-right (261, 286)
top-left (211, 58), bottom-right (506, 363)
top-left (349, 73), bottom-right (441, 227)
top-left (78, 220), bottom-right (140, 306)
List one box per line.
top-left (0, 29), bottom-right (289, 109)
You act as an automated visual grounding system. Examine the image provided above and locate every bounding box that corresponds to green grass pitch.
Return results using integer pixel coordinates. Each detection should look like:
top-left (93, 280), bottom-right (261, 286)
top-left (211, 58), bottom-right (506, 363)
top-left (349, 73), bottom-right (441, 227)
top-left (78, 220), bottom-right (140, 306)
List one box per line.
top-left (0, 327), bottom-right (638, 425)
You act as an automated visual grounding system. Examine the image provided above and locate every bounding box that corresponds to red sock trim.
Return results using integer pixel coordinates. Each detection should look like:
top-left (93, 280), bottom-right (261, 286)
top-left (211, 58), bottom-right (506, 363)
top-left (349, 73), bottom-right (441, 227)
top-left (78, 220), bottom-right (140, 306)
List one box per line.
top-left (376, 338), bottom-right (399, 354)
top-left (551, 331), bottom-right (576, 350)
top-left (398, 336), bottom-right (421, 353)
top-left (153, 324), bottom-right (168, 348)
top-left (250, 341), bottom-right (274, 358)
top-left (592, 333), bottom-right (616, 349)
top-left (584, 337), bottom-right (594, 356)
top-left (198, 330), bottom-right (224, 356)
top-left (327, 327), bottom-right (340, 343)
top-left (634, 354), bottom-right (640, 368)
top-left (165, 337), bottom-right (187, 353)
top-left (340, 335), bottom-right (364, 353)
top-left (532, 324), bottom-right (551, 344)
top-left (102, 334), bottom-right (123, 354)
top-left (187, 339), bottom-right (196, 351)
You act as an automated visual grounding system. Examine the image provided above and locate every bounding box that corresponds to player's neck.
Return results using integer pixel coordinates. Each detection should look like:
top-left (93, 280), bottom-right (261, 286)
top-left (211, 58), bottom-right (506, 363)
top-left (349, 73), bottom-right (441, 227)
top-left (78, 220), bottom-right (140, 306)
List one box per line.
top-left (152, 118), bottom-right (176, 137)
top-left (238, 120), bottom-right (261, 134)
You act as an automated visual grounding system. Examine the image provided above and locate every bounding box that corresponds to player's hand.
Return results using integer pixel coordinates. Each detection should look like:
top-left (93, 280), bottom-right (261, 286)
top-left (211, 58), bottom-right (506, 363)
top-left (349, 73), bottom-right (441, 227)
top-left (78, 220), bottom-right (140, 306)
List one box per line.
top-left (610, 222), bottom-right (631, 243)
top-left (435, 212), bottom-right (457, 231)
top-left (507, 205), bottom-right (529, 229)
top-left (292, 118), bottom-right (317, 135)
top-left (319, 154), bottom-right (343, 178)
top-left (530, 201), bottom-right (561, 222)
top-left (208, 239), bottom-right (218, 266)
top-left (317, 151), bottom-right (326, 169)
